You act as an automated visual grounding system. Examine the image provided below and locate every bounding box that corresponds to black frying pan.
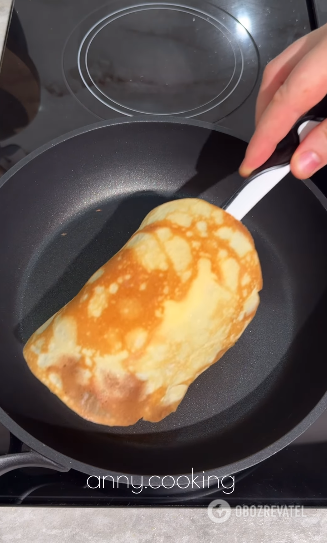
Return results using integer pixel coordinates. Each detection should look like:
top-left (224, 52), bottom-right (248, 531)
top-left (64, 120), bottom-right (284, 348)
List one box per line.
top-left (1, 116), bottom-right (327, 491)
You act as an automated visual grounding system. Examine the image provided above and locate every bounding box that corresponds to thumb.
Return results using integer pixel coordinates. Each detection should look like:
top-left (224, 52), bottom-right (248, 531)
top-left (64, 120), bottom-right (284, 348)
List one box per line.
top-left (291, 119), bottom-right (327, 179)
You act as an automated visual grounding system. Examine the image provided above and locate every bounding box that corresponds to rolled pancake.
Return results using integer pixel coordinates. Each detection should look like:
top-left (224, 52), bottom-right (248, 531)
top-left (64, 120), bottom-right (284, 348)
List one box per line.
top-left (23, 198), bottom-right (262, 426)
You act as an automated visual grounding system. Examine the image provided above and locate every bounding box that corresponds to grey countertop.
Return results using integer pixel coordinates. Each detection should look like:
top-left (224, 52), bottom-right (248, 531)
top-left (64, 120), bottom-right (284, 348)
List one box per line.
top-left (0, 506), bottom-right (327, 543)
top-left (0, 1), bottom-right (327, 540)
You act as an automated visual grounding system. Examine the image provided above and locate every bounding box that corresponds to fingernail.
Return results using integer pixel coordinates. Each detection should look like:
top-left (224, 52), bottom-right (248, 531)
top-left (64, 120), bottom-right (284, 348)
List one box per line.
top-left (294, 151), bottom-right (321, 176)
top-left (239, 161), bottom-right (252, 177)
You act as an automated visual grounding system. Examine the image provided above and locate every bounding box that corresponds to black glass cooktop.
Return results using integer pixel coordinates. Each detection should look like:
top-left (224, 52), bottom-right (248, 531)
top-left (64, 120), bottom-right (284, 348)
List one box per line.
top-left (1, 413), bottom-right (327, 505)
top-left (0, 0), bottom-right (315, 173)
top-left (1, 0), bottom-right (327, 506)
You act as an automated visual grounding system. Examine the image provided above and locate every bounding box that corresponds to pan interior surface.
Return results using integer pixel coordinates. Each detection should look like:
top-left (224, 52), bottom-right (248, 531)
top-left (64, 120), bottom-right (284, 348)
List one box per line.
top-left (0, 121), bottom-right (327, 475)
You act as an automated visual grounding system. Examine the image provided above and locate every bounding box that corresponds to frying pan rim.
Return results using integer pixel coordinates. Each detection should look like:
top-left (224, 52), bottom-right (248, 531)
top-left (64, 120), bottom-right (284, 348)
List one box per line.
top-left (0, 116), bottom-right (327, 480)
top-left (0, 116), bottom-right (236, 192)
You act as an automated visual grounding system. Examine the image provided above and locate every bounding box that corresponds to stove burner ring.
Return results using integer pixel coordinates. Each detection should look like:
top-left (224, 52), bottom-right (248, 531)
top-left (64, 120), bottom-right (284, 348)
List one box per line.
top-left (63, 1), bottom-right (258, 121)
top-left (78, 4), bottom-right (243, 116)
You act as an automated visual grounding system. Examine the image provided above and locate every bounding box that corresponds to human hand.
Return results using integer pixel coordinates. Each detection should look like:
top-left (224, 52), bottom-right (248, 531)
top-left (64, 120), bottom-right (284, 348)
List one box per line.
top-left (239, 23), bottom-right (327, 180)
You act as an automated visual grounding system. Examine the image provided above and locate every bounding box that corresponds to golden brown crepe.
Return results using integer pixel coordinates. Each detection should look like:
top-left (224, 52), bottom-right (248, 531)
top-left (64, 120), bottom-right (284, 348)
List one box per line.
top-left (23, 198), bottom-right (262, 426)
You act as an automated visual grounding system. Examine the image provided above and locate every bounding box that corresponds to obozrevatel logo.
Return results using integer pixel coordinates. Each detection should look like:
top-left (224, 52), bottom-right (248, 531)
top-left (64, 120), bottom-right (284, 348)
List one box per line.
top-left (207, 499), bottom-right (232, 524)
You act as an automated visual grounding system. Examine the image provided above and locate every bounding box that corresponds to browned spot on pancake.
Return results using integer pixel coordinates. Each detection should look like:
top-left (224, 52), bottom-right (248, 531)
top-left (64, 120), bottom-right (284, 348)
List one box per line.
top-left (44, 355), bottom-right (180, 425)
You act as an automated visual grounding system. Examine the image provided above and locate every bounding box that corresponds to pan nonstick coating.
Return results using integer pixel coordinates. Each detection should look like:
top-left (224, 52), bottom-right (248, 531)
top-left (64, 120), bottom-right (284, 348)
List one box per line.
top-left (0, 119), bottom-right (327, 478)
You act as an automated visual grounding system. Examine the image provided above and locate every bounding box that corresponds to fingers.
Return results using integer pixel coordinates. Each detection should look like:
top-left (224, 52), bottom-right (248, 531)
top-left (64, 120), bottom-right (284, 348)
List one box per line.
top-left (255, 36), bottom-right (308, 124)
top-left (239, 25), bottom-right (327, 178)
top-left (239, 41), bottom-right (327, 177)
top-left (291, 119), bottom-right (327, 179)
top-left (255, 27), bottom-right (326, 125)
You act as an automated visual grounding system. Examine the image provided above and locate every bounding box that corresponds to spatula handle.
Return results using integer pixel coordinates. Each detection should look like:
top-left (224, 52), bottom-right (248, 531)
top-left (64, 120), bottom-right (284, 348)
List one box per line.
top-left (224, 95), bottom-right (327, 221)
